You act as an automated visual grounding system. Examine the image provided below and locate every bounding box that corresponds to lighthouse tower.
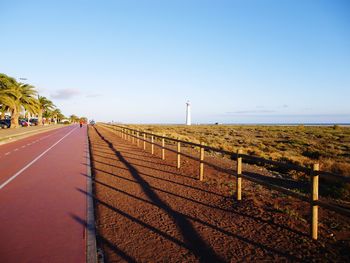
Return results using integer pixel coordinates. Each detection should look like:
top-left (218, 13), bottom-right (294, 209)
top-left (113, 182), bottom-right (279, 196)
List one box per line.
top-left (186, 101), bottom-right (191, 125)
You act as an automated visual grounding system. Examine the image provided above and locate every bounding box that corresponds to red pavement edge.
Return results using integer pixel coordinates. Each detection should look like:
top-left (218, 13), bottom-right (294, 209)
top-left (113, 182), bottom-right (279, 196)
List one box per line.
top-left (86, 128), bottom-right (97, 263)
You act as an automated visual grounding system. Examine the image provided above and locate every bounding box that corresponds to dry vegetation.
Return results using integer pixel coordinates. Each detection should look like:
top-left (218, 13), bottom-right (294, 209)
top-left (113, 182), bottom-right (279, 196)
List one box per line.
top-left (125, 124), bottom-right (350, 200)
top-left (127, 124), bottom-right (350, 175)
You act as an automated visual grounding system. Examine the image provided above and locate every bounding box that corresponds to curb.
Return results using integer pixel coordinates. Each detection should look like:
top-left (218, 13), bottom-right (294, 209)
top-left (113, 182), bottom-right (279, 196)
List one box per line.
top-left (0, 125), bottom-right (64, 145)
top-left (86, 126), bottom-right (98, 263)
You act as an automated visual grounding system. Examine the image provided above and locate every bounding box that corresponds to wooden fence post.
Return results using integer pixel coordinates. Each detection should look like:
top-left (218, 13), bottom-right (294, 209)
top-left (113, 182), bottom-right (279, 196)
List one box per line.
top-left (137, 131), bottom-right (140, 147)
top-left (143, 134), bottom-right (146, 150)
top-left (151, 134), bottom-right (154, 154)
top-left (311, 163), bottom-right (319, 240)
top-left (132, 130), bottom-right (135, 144)
top-left (161, 135), bottom-right (165, 160)
top-left (236, 149), bottom-right (243, 201)
top-left (177, 141), bottom-right (181, 169)
top-left (199, 142), bottom-right (204, 181)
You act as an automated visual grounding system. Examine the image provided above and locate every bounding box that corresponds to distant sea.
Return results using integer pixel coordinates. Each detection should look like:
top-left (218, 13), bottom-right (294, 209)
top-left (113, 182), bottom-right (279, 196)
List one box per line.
top-left (216, 123), bottom-right (350, 126)
top-left (115, 122), bottom-right (350, 126)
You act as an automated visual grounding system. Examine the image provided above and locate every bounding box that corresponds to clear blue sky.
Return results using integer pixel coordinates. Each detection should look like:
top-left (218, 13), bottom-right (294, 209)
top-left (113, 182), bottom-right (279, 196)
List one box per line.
top-left (1, 0), bottom-right (349, 123)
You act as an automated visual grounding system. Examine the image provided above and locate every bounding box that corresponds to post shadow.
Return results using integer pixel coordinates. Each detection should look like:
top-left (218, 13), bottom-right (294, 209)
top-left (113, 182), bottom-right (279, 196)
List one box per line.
top-left (82, 169), bottom-right (232, 212)
top-left (93, 126), bottom-right (226, 263)
top-left (76, 182), bottom-right (297, 262)
top-left (89, 155), bottom-right (227, 198)
top-left (82, 170), bottom-right (306, 239)
top-left (87, 126), bottom-right (301, 261)
top-left (69, 213), bottom-right (137, 263)
top-left (92, 156), bottom-right (196, 180)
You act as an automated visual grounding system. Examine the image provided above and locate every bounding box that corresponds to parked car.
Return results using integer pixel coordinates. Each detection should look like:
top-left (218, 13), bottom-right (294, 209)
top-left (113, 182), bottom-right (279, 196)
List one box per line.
top-left (0, 119), bottom-right (11, 129)
top-left (29, 118), bottom-right (39, 126)
top-left (89, 120), bottom-right (95, 126)
top-left (19, 119), bottom-right (30, 127)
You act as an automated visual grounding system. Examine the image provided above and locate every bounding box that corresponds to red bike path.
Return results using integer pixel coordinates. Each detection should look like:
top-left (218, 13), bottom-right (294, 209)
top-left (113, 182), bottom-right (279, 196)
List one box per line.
top-left (0, 125), bottom-right (90, 262)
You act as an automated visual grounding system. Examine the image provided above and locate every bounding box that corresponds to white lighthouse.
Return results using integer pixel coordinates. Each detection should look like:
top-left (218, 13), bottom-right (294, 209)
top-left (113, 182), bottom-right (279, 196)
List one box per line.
top-left (186, 101), bottom-right (191, 125)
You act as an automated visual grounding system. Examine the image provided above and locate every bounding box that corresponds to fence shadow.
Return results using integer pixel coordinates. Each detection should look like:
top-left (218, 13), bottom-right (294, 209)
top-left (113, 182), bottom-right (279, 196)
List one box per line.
top-left (93, 126), bottom-right (226, 262)
top-left (88, 126), bottom-right (303, 261)
top-left (69, 213), bottom-right (137, 263)
top-left (76, 184), bottom-right (299, 262)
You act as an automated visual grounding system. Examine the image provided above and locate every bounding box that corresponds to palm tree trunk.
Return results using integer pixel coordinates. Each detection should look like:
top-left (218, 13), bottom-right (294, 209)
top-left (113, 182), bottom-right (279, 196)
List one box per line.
top-left (10, 109), bottom-right (19, 128)
top-left (38, 109), bottom-right (43, 126)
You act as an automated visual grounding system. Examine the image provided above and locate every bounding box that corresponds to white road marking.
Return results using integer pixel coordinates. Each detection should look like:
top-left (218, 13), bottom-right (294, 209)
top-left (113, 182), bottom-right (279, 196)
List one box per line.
top-left (0, 127), bottom-right (78, 190)
top-left (1, 126), bottom-right (69, 157)
top-left (14, 148), bottom-right (18, 151)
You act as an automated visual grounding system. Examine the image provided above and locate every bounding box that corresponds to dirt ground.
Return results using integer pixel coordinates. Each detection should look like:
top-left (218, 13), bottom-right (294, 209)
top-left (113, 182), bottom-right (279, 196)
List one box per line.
top-left (88, 125), bottom-right (350, 262)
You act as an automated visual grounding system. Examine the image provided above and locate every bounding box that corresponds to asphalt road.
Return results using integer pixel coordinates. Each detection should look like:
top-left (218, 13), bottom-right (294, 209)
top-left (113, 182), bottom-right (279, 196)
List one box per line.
top-left (0, 125), bottom-right (88, 262)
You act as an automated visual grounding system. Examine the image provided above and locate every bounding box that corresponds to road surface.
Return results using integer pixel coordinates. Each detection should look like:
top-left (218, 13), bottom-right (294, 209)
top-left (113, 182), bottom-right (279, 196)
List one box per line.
top-left (0, 125), bottom-right (89, 262)
top-left (0, 124), bottom-right (64, 145)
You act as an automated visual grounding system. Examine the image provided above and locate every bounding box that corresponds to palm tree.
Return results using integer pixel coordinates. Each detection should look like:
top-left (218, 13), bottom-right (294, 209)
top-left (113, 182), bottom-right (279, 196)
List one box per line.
top-left (57, 112), bottom-right (65, 123)
top-left (0, 74), bottom-right (39, 128)
top-left (12, 84), bottom-right (39, 128)
top-left (0, 74), bottom-right (19, 120)
top-left (20, 84), bottom-right (40, 122)
top-left (51, 108), bottom-right (63, 124)
top-left (1, 73), bottom-right (78, 128)
top-left (69, 114), bottom-right (79, 124)
top-left (43, 109), bottom-right (53, 124)
top-left (37, 96), bottom-right (55, 126)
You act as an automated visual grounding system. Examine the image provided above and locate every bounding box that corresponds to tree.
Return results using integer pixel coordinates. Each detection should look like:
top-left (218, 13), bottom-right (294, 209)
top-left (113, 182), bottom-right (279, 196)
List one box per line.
top-left (1, 73), bottom-right (77, 128)
top-left (0, 74), bottom-right (19, 119)
top-left (19, 84), bottom-right (40, 121)
top-left (69, 114), bottom-right (79, 123)
top-left (0, 74), bottom-right (39, 128)
top-left (51, 108), bottom-right (64, 123)
top-left (43, 109), bottom-right (53, 124)
top-left (37, 96), bottom-right (55, 126)
top-left (12, 84), bottom-right (39, 128)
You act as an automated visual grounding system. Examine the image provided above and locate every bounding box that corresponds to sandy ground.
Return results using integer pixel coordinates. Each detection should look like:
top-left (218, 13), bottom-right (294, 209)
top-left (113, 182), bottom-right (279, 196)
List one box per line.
top-left (88, 125), bottom-right (350, 262)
